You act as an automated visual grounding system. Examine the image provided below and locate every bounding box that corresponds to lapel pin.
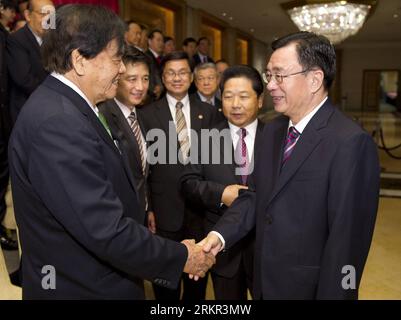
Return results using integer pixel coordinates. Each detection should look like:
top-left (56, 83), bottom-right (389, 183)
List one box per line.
top-left (198, 114), bottom-right (203, 119)
top-left (218, 108), bottom-right (222, 112)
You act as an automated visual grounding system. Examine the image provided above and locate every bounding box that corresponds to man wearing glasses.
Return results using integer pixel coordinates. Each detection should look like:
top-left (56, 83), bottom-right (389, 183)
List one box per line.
top-left (140, 51), bottom-right (219, 300)
top-left (198, 31), bottom-right (380, 299)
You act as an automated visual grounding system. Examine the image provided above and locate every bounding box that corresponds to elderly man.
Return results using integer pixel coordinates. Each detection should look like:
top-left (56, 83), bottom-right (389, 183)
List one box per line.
top-left (193, 63), bottom-right (220, 106)
top-left (199, 31), bottom-right (380, 300)
top-left (9, 4), bottom-right (214, 299)
top-left (6, 0), bottom-right (54, 123)
top-left (124, 20), bottom-right (142, 51)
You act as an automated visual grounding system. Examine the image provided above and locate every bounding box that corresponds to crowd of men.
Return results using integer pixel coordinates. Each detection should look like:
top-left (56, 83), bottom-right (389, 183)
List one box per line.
top-left (1, 2), bottom-right (380, 300)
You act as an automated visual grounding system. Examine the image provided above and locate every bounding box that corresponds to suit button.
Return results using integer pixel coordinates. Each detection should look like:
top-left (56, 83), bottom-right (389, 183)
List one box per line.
top-left (266, 214), bottom-right (273, 224)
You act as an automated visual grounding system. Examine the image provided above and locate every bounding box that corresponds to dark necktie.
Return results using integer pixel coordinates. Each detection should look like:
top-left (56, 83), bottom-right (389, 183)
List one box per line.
top-left (234, 128), bottom-right (249, 185)
top-left (282, 126), bottom-right (300, 165)
top-left (128, 111), bottom-right (146, 174)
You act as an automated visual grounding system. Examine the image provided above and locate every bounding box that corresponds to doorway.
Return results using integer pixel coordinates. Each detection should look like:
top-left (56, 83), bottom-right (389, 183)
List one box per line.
top-left (362, 70), bottom-right (401, 113)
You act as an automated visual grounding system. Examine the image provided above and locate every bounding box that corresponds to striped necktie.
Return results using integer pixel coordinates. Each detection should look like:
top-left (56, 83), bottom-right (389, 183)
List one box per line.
top-left (175, 101), bottom-right (190, 160)
top-left (234, 128), bottom-right (249, 185)
top-left (128, 111), bottom-right (146, 174)
top-left (282, 126), bottom-right (300, 165)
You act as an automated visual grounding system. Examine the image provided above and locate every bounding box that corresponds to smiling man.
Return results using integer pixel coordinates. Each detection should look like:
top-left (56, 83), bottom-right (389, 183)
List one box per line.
top-left (9, 5), bottom-right (215, 299)
top-left (98, 47), bottom-right (155, 234)
top-left (199, 31), bottom-right (380, 300)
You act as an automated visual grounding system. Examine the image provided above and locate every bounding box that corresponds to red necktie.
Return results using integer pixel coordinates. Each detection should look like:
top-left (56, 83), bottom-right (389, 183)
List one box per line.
top-left (282, 126), bottom-right (300, 165)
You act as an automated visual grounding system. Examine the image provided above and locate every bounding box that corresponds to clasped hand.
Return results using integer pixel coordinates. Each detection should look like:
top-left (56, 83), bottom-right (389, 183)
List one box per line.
top-left (181, 232), bottom-right (223, 281)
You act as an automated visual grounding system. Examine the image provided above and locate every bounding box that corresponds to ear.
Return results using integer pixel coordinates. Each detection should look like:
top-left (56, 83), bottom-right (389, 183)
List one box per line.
top-left (23, 9), bottom-right (31, 22)
top-left (257, 94), bottom-right (264, 109)
top-left (70, 49), bottom-right (86, 76)
top-left (310, 69), bottom-right (324, 94)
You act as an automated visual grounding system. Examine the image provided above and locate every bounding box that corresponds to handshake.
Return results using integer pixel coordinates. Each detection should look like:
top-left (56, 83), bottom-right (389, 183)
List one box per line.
top-left (181, 233), bottom-right (223, 280)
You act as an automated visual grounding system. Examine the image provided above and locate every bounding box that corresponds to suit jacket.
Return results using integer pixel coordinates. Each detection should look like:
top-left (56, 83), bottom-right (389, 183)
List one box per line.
top-left (145, 49), bottom-right (163, 101)
top-left (193, 53), bottom-right (214, 67)
top-left (139, 95), bottom-right (220, 234)
top-left (9, 76), bottom-right (187, 299)
top-left (214, 99), bottom-right (380, 299)
top-left (191, 92), bottom-right (225, 119)
top-left (98, 99), bottom-right (150, 217)
top-left (180, 120), bottom-right (264, 278)
top-left (6, 24), bottom-right (48, 124)
top-left (0, 24), bottom-right (11, 138)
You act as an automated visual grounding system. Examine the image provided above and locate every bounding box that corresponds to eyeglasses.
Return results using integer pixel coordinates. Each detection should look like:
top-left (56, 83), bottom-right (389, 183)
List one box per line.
top-left (262, 69), bottom-right (309, 84)
top-left (164, 70), bottom-right (191, 80)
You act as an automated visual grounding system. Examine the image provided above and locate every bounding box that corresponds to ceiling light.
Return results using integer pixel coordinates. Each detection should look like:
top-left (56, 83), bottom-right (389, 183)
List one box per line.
top-left (281, 0), bottom-right (377, 44)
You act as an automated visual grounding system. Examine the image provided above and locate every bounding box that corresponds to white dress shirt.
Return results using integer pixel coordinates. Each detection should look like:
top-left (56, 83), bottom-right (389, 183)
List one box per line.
top-left (289, 96), bottom-right (328, 137)
top-left (228, 119), bottom-right (258, 161)
top-left (166, 93), bottom-right (192, 142)
top-left (51, 72), bottom-right (98, 115)
top-left (114, 98), bottom-right (147, 159)
top-left (197, 92), bottom-right (216, 106)
top-left (28, 25), bottom-right (42, 46)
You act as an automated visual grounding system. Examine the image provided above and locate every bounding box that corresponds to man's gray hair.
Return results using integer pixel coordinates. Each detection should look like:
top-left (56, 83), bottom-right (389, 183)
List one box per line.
top-left (194, 62), bottom-right (217, 78)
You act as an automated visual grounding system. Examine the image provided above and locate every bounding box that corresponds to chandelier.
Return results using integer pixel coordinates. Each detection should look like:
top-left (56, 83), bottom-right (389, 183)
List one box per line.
top-left (281, 1), bottom-right (377, 44)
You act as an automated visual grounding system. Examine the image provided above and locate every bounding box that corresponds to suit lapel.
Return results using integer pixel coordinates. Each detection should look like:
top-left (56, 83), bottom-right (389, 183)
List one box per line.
top-left (23, 25), bottom-right (41, 59)
top-left (189, 96), bottom-right (204, 134)
top-left (44, 76), bottom-right (120, 155)
top-left (105, 100), bottom-right (144, 195)
top-left (265, 101), bottom-right (335, 207)
top-left (155, 96), bottom-right (174, 134)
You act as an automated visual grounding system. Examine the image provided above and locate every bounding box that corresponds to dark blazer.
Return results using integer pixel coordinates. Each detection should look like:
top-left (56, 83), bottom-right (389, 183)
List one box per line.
top-left (193, 53), bottom-right (214, 67)
top-left (139, 95), bottom-right (220, 234)
top-left (214, 99), bottom-right (380, 299)
top-left (98, 99), bottom-right (150, 217)
top-left (6, 24), bottom-right (48, 123)
top-left (145, 49), bottom-right (163, 101)
top-left (191, 91), bottom-right (224, 115)
top-left (9, 76), bottom-right (187, 299)
top-left (180, 119), bottom-right (264, 278)
top-left (0, 24), bottom-right (11, 138)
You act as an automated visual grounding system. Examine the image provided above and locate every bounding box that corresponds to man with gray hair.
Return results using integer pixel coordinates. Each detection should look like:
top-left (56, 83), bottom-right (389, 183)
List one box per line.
top-left (9, 4), bottom-right (214, 299)
top-left (192, 63), bottom-right (225, 120)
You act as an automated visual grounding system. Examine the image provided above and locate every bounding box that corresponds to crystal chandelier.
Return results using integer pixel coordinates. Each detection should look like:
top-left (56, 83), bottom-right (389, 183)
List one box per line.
top-left (281, 1), bottom-right (377, 44)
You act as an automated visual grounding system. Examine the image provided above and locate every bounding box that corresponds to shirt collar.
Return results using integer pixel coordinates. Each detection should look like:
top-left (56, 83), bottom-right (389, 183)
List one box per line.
top-left (114, 98), bottom-right (135, 119)
top-left (28, 24), bottom-right (42, 46)
top-left (166, 93), bottom-right (189, 108)
top-left (228, 118), bottom-right (258, 140)
top-left (197, 92), bottom-right (215, 105)
top-left (51, 72), bottom-right (98, 115)
top-left (289, 96), bottom-right (328, 134)
top-left (149, 48), bottom-right (160, 58)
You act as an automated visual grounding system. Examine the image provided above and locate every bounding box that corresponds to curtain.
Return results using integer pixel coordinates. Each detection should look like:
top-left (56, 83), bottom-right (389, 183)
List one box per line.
top-left (52, 0), bottom-right (119, 13)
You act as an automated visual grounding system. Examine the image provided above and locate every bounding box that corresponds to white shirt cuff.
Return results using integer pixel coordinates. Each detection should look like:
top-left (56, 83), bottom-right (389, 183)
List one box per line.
top-left (209, 231), bottom-right (225, 252)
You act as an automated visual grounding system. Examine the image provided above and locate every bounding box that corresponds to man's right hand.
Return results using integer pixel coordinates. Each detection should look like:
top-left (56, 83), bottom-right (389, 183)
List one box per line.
top-left (221, 184), bottom-right (248, 206)
top-left (181, 239), bottom-right (215, 280)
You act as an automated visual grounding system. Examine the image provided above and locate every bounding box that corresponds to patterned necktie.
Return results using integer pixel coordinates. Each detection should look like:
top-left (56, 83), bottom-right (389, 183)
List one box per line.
top-left (98, 112), bottom-right (112, 138)
top-left (128, 111), bottom-right (146, 174)
top-left (234, 128), bottom-right (249, 185)
top-left (175, 101), bottom-right (190, 160)
top-left (282, 126), bottom-right (300, 165)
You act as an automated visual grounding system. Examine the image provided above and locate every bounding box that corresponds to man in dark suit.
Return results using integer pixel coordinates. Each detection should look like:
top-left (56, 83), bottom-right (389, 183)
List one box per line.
top-left (193, 37), bottom-right (214, 67)
top-left (145, 29), bottom-right (164, 101)
top-left (198, 31), bottom-right (381, 299)
top-left (0, 1), bottom-right (17, 251)
top-left (181, 65), bottom-right (265, 299)
top-left (8, 5), bottom-right (214, 299)
top-left (191, 62), bottom-right (224, 119)
top-left (6, 0), bottom-right (54, 123)
top-left (99, 47), bottom-right (155, 233)
top-left (140, 51), bottom-right (219, 300)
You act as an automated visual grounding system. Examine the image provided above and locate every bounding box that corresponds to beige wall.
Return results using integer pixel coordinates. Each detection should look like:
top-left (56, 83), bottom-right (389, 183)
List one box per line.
top-left (340, 42), bottom-right (401, 111)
